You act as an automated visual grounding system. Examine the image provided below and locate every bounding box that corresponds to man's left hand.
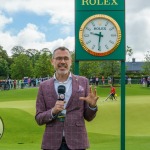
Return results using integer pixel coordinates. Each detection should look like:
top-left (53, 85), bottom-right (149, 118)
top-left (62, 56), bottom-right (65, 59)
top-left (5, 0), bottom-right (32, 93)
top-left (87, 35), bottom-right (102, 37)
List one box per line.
top-left (79, 86), bottom-right (99, 108)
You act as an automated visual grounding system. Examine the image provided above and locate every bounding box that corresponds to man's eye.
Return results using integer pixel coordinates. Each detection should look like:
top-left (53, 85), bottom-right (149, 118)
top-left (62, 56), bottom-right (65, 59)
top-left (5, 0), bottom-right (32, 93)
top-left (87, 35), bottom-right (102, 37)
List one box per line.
top-left (64, 57), bottom-right (69, 60)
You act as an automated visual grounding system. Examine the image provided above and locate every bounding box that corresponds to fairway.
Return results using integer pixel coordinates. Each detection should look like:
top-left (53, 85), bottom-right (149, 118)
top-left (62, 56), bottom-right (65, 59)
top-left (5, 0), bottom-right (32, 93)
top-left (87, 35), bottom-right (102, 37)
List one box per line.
top-left (0, 85), bottom-right (150, 150)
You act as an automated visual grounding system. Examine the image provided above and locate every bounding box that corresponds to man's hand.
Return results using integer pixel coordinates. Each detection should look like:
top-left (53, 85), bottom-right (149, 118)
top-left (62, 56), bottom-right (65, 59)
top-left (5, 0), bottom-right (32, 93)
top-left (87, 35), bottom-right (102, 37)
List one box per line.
top-left (79, 86), bottom-right (99, 108)
top-left (52, 100), bottom-right (65, 115)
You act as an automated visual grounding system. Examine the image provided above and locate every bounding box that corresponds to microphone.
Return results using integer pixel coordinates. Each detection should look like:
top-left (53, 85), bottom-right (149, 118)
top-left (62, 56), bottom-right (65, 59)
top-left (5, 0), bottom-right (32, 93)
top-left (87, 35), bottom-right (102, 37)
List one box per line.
top-left (58, 85), bottom-right (66, 101)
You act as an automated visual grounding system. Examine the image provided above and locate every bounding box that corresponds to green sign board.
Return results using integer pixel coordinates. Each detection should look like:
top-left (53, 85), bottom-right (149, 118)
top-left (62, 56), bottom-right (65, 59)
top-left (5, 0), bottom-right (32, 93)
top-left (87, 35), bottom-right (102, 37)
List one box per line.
top-left (75, 0), bottom-right (125, 60)
top-left (75, 2), bottom-right (126, 150)
top-left (75, 0), bottom-right (125, 10)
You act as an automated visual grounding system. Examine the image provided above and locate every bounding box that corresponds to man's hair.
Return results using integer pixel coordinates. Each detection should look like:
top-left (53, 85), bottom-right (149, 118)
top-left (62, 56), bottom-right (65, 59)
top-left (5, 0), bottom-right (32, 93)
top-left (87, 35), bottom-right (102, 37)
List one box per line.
top-left (52, 46), bottom-right (71, 58)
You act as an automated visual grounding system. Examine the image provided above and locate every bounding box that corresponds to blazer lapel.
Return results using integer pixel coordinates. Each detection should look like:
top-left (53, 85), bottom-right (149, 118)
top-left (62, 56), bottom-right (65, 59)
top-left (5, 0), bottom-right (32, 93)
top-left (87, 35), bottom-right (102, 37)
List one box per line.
top-left (49, 78), bottom-right (58, 101)
top-left (66, 74), bottom-right (79, 109)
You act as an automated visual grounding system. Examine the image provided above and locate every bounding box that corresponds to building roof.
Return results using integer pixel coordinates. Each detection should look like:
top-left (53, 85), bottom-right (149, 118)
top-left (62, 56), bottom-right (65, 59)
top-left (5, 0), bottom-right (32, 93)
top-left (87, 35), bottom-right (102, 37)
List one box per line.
top-left (126, 62), bottom-right (144, 72)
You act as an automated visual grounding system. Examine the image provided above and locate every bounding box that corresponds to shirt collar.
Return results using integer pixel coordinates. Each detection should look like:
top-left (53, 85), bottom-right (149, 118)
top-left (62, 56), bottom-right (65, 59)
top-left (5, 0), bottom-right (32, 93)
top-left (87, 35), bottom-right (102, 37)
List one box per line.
top-left (53, 72), bottom-right (72, 84)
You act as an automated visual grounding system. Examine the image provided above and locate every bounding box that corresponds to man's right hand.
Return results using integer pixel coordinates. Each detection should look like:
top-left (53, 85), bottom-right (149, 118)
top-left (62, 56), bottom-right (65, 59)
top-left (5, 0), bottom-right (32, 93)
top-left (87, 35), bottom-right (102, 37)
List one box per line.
top-left (52, 100), bottom-right (65, 115)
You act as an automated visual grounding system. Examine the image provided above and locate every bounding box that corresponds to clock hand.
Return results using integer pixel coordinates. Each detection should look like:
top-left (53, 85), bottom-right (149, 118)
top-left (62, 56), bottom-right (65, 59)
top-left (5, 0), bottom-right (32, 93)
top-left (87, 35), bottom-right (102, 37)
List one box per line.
top-left (98, 35), bottom-right (101, 51)
top-left (90, 32), bottom-right (103, 51)
top-left (90, 32), bottom-right (100, 36)
top-left (98, 32), bottom-right (103, 51)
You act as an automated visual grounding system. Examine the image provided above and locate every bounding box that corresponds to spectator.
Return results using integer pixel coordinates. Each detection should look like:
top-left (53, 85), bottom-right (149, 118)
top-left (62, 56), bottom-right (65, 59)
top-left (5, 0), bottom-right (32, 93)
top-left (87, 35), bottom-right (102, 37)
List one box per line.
top-left (95, 76), bottom-right (99, 86)
top-left (101, 76), bottom-right (105, 85)
top-left (128, 77), bottom-right (132, 87)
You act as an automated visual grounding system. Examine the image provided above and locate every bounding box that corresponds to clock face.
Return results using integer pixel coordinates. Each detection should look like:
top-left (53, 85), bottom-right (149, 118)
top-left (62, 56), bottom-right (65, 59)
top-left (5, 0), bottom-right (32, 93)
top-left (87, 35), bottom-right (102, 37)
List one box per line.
top-left (79, 14), bottom-right (121, 56)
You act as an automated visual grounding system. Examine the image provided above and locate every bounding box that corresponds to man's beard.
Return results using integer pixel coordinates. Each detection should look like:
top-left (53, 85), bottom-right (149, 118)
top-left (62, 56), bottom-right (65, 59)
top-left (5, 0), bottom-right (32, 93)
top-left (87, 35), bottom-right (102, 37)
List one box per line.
top-left (56, 63), bottom-right (70, 75)
top-left (57, 69), bottom-right (69, 75)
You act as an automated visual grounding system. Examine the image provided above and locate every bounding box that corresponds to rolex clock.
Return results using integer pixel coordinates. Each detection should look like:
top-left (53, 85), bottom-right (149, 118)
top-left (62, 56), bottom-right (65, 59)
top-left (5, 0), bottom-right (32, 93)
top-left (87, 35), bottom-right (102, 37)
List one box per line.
top-left (79, 14), bottom-right (121, 56)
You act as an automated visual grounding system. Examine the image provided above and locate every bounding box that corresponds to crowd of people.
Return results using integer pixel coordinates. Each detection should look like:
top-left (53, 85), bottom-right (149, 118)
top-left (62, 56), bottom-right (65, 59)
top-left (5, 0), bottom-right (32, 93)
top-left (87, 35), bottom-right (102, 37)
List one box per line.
top-left (0, 75), bottom-right (150, 91)
top-left (140, 76), bottom-right (150, 87)
top-left (0, 77), bottom-right (49, 90)
top-left (89, 76), bottom-right (114, 86)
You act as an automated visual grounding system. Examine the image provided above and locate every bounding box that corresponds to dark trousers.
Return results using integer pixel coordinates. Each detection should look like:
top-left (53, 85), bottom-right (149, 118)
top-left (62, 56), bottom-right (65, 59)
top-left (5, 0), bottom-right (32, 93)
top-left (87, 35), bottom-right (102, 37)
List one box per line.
top-left (59, 137), bottom-right (70, 150)
top-left (44, 137), bottom-right (85, 150)
top-left (59, 137), bottom-right (85, 150)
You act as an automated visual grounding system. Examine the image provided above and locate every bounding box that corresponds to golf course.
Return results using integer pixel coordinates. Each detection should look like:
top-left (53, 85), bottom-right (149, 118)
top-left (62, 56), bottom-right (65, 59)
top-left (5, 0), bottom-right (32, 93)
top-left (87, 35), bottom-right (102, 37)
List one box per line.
top-left (0, 84), bottom-right (150, 150)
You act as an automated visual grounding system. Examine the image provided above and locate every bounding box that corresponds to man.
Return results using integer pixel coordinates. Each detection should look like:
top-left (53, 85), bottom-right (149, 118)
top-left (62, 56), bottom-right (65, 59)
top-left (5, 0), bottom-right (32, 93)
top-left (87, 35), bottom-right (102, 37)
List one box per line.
top-left (147, 76), bottom-right (150, 87)
top-left (35, 46), bottom-right (99, 150)
top-left (127, 77), bottom-right (132, 87)
top-left (110, 84), bottom-right (116, 100)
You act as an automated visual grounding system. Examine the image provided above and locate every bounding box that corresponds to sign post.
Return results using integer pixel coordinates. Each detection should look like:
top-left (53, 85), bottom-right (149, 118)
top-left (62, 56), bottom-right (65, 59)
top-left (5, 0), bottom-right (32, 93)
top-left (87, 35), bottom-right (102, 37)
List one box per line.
top-left (75, 0), bottom-right (125, 150)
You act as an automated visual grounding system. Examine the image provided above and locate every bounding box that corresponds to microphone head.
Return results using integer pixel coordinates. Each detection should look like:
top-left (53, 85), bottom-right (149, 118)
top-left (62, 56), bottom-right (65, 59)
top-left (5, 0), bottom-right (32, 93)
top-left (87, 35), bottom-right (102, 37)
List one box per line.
top-left (58, 85), bottom-right (66, 100)
top-left (58, 85), bottom-right (66, 94)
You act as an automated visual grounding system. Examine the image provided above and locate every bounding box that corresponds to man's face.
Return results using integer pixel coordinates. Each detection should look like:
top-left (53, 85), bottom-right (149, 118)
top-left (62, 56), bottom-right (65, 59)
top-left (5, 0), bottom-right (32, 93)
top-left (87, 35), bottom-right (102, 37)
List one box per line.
top-left (51, 49), bottom-right (72, 75)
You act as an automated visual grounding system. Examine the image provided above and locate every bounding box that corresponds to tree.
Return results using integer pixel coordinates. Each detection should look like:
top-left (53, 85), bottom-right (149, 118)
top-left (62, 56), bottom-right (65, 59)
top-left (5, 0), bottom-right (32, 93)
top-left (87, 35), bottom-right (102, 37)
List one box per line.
top-left (10, 54), bottom-right (33, 79)
top-left (126, 46), bottom-right (133, 62)
top-left (40, 48), bottom-right (52, 56)
top-left (0, 56), bottom-right (9, 78)
top-left (26, 48), bottom-right (40, 68)
top-left (11, 46), bottom-right (25, 57)
top-left (0, 46), bottom-right (9, 60)
top-left (76, 59), bottom-right (121, 79)
top-left (0, 46), bottom-right (12, 78)
top-left (100, 61), bottom-right (120, 77)
top-left (79, 61), bottom-right (101, 78)
top-left (34, 53), bottom-right (54, 78)
top-left (142, 51), bottom-right (150, 75)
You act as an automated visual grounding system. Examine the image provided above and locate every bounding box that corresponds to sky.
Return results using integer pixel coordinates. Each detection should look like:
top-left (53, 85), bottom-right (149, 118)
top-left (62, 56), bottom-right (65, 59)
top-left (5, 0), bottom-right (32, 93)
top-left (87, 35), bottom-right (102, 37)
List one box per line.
top-left (0, 0), bottom-right (150, 61)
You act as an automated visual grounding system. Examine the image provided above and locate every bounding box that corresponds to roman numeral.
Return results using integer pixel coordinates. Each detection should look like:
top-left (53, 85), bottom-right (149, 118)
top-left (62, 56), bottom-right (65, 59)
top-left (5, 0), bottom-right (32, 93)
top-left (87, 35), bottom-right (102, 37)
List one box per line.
top-left (109, 27), bottom-right (115, 31)
top-left (105, 21), bottom-right (109, 26)
top-left (109, 40), bottom-right (115, 44)
top-left (91, 21), bottom-right (95, 26)
top-left (86, 40), bottom-right (91, 44)
top-left (105, 45), bottom-right (109, 49)
top-left (111, 34), bottom-right (117, 37)
top-left (86, 27), bottom-right (91, 31)
top-left (92, 45), bottom-right (95, 49)
top-left (84, 34), bottom-right (89, 37)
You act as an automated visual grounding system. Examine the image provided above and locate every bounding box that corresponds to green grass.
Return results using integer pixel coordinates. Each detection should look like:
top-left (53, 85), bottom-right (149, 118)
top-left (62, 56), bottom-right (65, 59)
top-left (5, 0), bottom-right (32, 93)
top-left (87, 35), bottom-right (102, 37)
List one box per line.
top-left (0, 85), bottom-right (150, 150)
top-left (98, 84), bottom-right (150, 97)
top-left (0, 88), bottom-right (38, 102)
top-left (0, 108), bottom-right (43, 150)
top-left (0, 84), bottom-right (149, 102)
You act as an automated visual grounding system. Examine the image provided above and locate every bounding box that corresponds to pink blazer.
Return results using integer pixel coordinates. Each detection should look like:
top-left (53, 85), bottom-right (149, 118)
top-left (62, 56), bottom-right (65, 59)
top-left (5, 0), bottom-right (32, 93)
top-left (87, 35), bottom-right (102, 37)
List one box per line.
top-left (35, 74), bottom-right (98, 150)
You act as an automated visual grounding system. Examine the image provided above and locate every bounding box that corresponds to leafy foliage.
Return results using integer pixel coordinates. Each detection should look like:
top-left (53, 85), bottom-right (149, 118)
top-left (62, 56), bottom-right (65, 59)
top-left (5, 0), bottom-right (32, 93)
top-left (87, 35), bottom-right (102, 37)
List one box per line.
top-left (11, 46), bottom-right (25, 57)
top-left (126, 46), bottom-right (133, 62)
top-left (142, 51), bottom-right (150, 74)
top-left (100, 61), bottom-right (120, 77)
top-left (10, 54), bottom-right (33, 79)
top-left (0, 44), bottom-right (149, 79)
top-left (34, 53), bottom-right (54, 77)
top-left (0, 46), bottom-right (11, 78)
top-left (79, 61), bottom-right (101, 78)
top-left (79, 60), bottom-right (120, 78)
top-left (0, 56), bottom-right (9, 77)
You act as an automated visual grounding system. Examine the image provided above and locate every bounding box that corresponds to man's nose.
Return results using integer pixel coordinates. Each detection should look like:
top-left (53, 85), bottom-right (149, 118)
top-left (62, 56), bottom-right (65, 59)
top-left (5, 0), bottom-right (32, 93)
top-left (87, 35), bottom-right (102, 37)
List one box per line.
top-left (60, 58), bottom-right (66, 62)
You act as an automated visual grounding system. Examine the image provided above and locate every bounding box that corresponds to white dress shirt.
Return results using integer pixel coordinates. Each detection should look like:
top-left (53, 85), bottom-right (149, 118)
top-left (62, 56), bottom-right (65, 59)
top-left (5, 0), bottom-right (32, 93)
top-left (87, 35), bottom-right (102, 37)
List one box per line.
top-left (54, 72), bottom-right (72, 108)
